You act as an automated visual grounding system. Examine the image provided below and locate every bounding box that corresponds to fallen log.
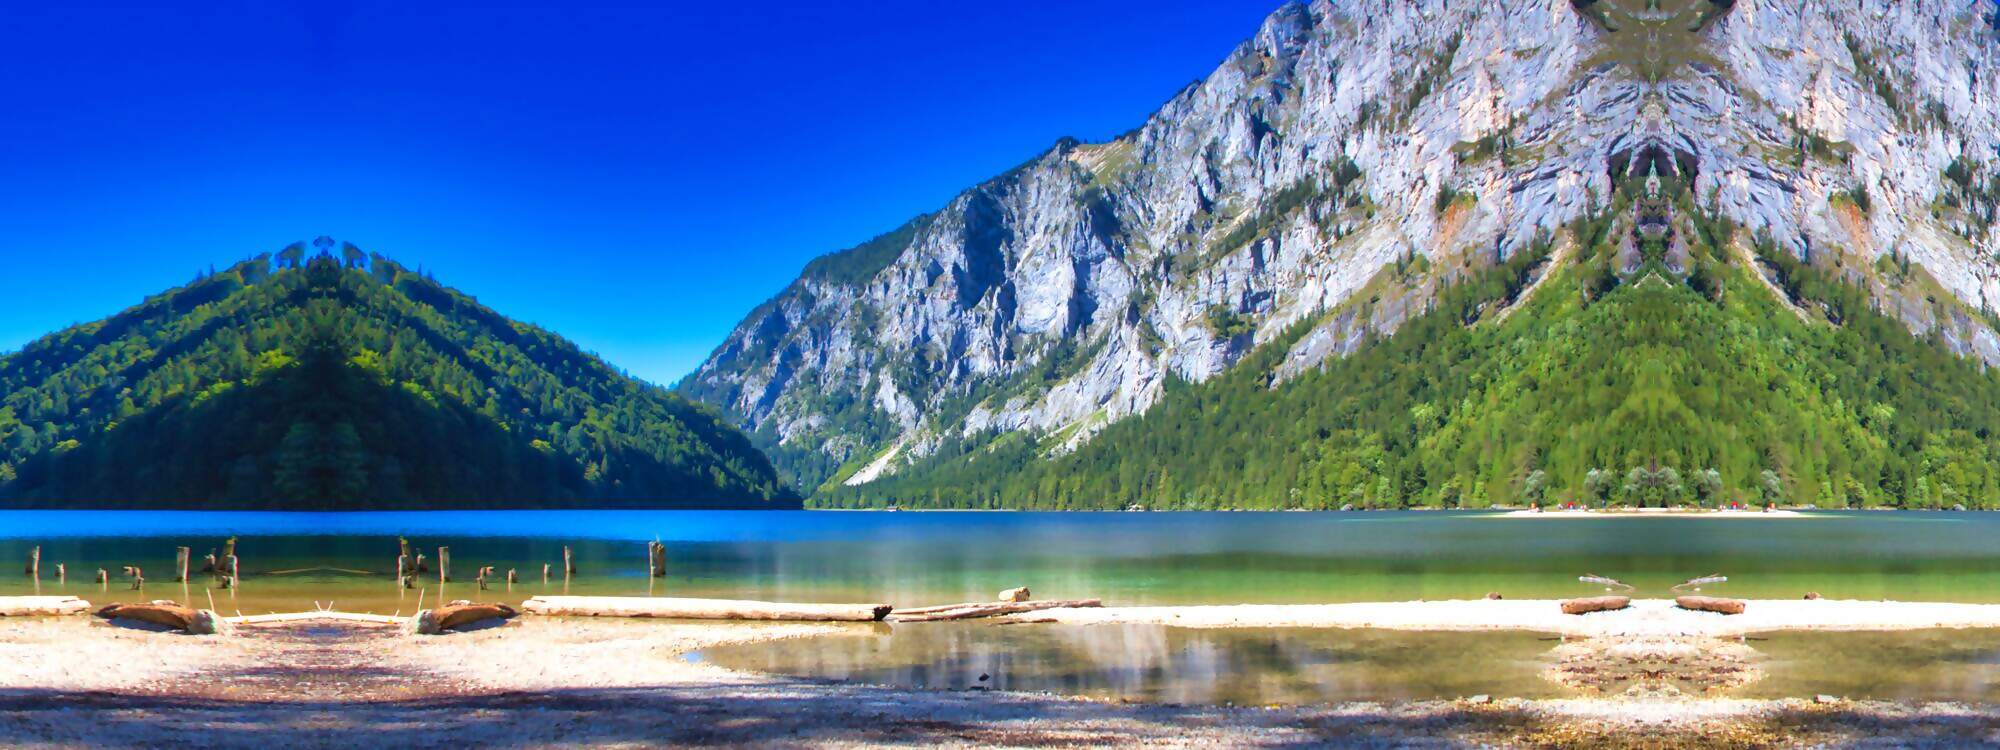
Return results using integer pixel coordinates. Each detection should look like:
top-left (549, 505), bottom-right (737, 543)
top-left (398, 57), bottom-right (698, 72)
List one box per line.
top-left (522, 596), bottom-right (893, 622)
top-left (95, 601), bottom-right (199, 630)
top-left (888, 599), bottom-right (1103, 622)
top-left (1560, 596), bottom-right (1631, 615)
top-left (0, 596), bottom-right (91, 616)
top-left (1675, 595), bottom-right (1747, 615)
top-left (410, 602), bottom-right (519, 634)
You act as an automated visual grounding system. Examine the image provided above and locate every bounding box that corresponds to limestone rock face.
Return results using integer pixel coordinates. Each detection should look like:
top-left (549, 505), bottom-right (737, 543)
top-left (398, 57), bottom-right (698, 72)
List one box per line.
top-left (682, 0), bottom-right (2000, 491)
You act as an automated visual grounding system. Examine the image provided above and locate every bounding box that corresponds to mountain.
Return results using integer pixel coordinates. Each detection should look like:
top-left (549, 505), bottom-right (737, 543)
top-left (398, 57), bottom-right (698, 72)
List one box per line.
top-left (684, 0), bottom-right (2000, 508)
top-left (0, 245), bottom-right (796, 509)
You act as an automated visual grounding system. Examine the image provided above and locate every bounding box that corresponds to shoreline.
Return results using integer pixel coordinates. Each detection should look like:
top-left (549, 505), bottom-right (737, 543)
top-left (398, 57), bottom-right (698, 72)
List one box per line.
top-left (1010, 598), bottom-right (2000, 637)
top-left (5, 603), bottom-right (2000, 747)
top-left (1497, 508), bottom-right (1807, 518)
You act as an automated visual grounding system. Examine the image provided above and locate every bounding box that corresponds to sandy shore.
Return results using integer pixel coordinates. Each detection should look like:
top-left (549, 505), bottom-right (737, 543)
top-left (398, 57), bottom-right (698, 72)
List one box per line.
top-left (5, 599), bottom-right (2000, 747)
top-left (1013, 598), bottom-right (2000, 638)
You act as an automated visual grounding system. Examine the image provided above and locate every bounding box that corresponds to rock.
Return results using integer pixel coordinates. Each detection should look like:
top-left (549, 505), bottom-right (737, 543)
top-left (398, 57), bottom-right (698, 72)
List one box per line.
top-left (1804, 592), bottom-right (1823, 600)
top-left (1815, 694), bottom-right (1841, 705)
top-left (187, 609), bottom-right (231, 636)
top-left (1484, 592), bottom-right (1503, 600)
top-left (998, 587), bottom-right (1031, 603)
top-left (1466, 694), bottom-right (1492, 705)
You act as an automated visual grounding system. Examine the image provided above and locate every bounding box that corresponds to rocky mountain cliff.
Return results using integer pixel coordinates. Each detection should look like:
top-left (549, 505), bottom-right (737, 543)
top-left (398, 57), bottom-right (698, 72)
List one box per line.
top-left (683, 0), bottom-right (2000, 496)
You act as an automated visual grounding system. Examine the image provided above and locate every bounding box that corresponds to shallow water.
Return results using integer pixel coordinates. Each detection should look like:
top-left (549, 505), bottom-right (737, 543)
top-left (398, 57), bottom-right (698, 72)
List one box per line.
top-left (1748, 628), bottom-right (2000, 703)
top-left (5, 510), bottom-right (2000, 614)
top-left (694, 623), bottom-right (1567, 704)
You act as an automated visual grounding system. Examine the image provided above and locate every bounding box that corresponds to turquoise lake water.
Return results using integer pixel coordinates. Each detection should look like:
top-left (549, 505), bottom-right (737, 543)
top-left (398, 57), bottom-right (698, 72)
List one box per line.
top-left (4, 510), bottom-right (1999, 614)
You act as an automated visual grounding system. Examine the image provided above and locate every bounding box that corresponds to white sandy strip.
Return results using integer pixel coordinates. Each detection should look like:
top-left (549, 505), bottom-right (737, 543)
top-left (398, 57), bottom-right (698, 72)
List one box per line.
top-left (1497, 509), bottom-right (1805, 518)
top-left (1015, 598), bottom-right (2000, 638)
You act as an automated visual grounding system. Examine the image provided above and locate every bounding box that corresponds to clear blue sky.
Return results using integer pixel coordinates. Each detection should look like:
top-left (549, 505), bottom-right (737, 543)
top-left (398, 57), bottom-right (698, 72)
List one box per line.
top-left (0, 1), bottom-right (1281, 385)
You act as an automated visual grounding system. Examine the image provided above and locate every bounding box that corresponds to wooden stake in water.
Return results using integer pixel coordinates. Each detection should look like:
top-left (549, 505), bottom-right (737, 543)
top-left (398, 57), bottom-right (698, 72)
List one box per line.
top-left (95, 568), bottom-right (108, 584)
top-left (542, 563), bottom-right (551, 582)
top-left (55, 563), bottom-right (65, 583)
top-left (506, 568), bottom-right (518, 585)
top-left (175, 547), bottom-right (190, 583)
top-left (396, 554), bottom-right (409, 580)
top-left (25, 546), bottom-right (37, 578)
top-left (563, 546), bottom-right (574, 577)
top-left (438, 547), bottom-right (451, 583)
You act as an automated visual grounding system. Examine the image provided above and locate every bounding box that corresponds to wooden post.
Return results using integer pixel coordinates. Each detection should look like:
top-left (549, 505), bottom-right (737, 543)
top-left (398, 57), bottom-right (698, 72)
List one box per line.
top-left (226, 555), bottom-right (239, 579)
top-left (175, 547), bottom-right (190, 583)
top-left (202, 553), bottom-right (217, 574)
top-left (647, 541), bottom-right (666, 578)
top-left (55, 563), bottom-right (65, 582)
top-left (414, 553), bottom-right (428, 573)
top-left (563, 546), bottom-right (574, 577)
top-left (397, 554), bottom-right (409, 579)
top-left (25, 546), bottom-right (37, 578)
top-left (438, 547), bottom-right (451, 583)
top-left (220, 536), bottom-right (236, 564)
top-left (507, 568), bottom-right (518, 584)
top-left (542, 563), bottom-right (551, 582)
top-left (95, 568), bottom-right (108, 584)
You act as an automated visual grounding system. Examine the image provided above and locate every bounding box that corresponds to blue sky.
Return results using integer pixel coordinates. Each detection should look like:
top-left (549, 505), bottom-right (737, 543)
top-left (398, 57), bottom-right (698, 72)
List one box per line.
top-left (0, 1), bottom-right (1280, 385)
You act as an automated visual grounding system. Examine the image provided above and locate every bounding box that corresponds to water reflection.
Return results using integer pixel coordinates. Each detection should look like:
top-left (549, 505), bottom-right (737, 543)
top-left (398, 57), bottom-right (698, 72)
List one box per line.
top-left (695, 623), bottom-right (1566, 705)
top-left (1748, 629), bottom-right (2000, 702)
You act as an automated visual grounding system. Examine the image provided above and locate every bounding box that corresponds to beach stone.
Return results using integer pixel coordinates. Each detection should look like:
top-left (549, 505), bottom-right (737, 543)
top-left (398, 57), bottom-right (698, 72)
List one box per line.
top-left (1467, 694), bottom-right (1492, 704)
top-left (187, 609), bottom-right (231, 636)
top-left (1804, 592), bottom-right (1822, 600)
top-left (1484, 592), bottom-right (1503, 600)
top-left (1815, 694), bottom-right (1840, 705)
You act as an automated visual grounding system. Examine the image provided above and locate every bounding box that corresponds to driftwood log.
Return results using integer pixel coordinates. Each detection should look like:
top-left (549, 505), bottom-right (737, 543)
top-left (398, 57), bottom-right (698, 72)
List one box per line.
top-left (1560, 596), bottom-right (1631, 615)
top-left (1675, 595), bottom-right (1747, 615)
top-left (95, 601), bottom-right (200, 630)
top-left (0, 596), bottom-right (91, 616)
top-left (523, 596), bottom-right (892, 622)
top-left (411, 602), bottom-right (519, 634)
top-left (889, 599), bottom-right (1103, 622)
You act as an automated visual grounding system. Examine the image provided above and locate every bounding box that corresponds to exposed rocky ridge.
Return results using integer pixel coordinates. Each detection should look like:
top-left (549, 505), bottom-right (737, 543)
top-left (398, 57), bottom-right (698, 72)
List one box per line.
top-left (683, 0), bottom-right (2000, 493)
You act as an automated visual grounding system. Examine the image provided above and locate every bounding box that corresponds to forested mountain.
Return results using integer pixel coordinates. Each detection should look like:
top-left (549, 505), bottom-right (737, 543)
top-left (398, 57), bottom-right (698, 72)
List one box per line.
top-left (0, 244), bottom-right (796, 508)
top-left (687, 0), bottom-right (2000, 509)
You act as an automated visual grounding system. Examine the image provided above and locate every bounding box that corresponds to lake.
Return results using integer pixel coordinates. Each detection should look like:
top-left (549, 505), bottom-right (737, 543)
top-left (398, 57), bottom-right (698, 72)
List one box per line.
top-left (4, 509), bottom-right (2000, 615)
top-left (694, 623), bottom-right (1567, 704)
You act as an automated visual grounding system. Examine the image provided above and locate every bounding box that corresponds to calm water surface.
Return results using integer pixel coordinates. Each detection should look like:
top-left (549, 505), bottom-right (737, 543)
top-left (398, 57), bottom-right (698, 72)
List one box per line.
top-left (1750, 628), bottom-right (2000, 702)
top-left (3, 510), bottom-right (1999, 614)
top-left (694, 623), bottom-right (1566, 704)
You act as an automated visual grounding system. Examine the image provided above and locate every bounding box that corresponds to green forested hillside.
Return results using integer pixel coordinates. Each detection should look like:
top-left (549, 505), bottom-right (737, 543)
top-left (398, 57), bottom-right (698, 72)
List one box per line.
top-left (822, 209), bottom-right (2000, 511)
top-left (0, 245), bottom-right (796, 508)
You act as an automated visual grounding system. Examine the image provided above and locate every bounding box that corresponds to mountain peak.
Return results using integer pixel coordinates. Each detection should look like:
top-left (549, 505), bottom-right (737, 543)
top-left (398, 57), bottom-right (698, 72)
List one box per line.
top-left (0, 248), bottom-right (797, 508)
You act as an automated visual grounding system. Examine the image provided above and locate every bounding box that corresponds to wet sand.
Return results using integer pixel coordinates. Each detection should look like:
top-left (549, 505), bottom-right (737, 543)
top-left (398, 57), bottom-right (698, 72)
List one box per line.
top-left (5, 599), bottom-right (2000, 748)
